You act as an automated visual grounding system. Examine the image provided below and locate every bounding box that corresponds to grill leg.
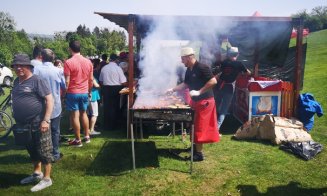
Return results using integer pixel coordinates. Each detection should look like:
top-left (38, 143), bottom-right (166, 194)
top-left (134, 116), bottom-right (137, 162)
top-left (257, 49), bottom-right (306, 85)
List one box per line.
top-left (190, 124), bottom-right (194, 174)
top-left (127, 98), bottom-right (130, 138)
top-left (173, 122), bottom-right (175, 138)
top-left (131, 123), bottom-right (136, 170)
top-left (181, 122), bottom-right (186, 141)
top-left (140, 119), bottom-right (143, 139)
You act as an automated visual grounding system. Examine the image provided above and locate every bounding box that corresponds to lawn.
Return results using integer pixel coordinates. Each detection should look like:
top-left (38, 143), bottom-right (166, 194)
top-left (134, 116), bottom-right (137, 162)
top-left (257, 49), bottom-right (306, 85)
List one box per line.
top-left (0, 30), bottom-right (326, 195)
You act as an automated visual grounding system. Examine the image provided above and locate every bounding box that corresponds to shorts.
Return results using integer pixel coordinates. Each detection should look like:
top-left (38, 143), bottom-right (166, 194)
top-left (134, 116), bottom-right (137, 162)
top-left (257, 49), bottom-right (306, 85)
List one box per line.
top-left (87, 101), bottom-right (99, 117)
top-left (26, 121), bottom-right (54, 164)
top-left (65, 93), bottom-right (89, 111)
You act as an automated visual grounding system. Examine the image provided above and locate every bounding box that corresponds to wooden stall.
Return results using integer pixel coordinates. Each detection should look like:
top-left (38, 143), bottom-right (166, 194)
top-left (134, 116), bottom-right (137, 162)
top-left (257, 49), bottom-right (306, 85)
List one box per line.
top-left (94, 12), bottom-right (305, 122)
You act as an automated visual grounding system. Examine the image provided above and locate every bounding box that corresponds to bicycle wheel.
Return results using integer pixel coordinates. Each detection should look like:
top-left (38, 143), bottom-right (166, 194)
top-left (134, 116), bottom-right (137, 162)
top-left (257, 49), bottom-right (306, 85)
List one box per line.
top-left (0, 111), bottom-right (13, 140)
top-left (2, 101), bottom-right (14, 123)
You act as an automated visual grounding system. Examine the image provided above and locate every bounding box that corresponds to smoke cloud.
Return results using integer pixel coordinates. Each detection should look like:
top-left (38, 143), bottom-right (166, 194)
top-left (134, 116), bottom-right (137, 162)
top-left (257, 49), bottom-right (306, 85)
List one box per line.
top-left (133, 15), bottom-right (237, 108)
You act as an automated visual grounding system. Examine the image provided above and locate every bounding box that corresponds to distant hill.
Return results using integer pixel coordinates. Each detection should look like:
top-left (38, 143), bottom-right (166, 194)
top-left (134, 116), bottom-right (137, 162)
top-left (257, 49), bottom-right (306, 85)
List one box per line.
top-left (28, 33), bottom-right (54, 40)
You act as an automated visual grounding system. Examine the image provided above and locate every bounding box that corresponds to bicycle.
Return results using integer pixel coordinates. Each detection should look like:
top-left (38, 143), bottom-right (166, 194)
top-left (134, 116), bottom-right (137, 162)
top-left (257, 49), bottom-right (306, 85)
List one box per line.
top-left (0, 86), bottom-right (14, 140)
top-left (0, 86), bottom-right (13, 116)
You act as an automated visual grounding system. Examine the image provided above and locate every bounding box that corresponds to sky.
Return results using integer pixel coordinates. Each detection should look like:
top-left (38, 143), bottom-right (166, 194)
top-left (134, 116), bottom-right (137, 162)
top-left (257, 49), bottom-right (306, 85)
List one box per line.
top-left (1, 0), bottom-right (326, 35)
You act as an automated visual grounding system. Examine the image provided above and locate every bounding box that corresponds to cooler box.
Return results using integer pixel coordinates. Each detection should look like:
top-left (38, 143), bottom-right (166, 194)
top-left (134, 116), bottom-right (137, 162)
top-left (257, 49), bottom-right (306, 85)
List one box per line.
top-left (234, 77), bottom-right (282, 122)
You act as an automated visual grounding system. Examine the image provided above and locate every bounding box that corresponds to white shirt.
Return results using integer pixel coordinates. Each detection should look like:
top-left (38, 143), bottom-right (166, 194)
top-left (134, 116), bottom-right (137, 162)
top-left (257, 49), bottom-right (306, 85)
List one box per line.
top-left (31, 59), bottom-right (42, 67)
top-left (99, 62), bottom-right (127, 85)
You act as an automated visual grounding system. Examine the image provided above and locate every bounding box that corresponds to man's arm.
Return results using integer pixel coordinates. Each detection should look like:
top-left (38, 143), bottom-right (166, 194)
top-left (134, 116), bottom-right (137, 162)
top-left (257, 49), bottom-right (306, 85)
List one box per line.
top-left (40, 93), bottom-right (54, 132)
top-left (63, 75), bottom-right (70, 97)
top-left (172, 82), bottom-right (188, 92)
top-left (65, 75), bottom-right (70, 90)
top-left (199, 77), bottom-right (217, 94)
top-left (245, 68), bottom-right (251, 76)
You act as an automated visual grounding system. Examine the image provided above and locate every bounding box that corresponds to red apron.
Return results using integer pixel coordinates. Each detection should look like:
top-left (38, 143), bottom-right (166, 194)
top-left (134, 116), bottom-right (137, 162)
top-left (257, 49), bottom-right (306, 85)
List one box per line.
top-left (190, 97), bottom-right (220, 143)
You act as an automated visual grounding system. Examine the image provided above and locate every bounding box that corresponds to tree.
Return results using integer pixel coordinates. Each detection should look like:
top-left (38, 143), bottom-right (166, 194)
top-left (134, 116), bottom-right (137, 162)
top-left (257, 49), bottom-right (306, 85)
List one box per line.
top-left (0, 44), bottom-right (13, 66)
top-left (311, 6), bottom-right (327, 29)
top-left (0, 12), bottom-right (32, 65)
top-left (43, 39), bottom-right (69, 60)
top-left (12, 30), bottom-right (32, 55)
top-left (92, 26), bottom-right (100, 38)
top-left (292, 6), bottom-right (327, 32)
top-left (96, 28), bottom-right (127, 55)
top-left (0, 12), bottom-right (15, 43)
top-left (76, 24), bottom-right (91, 38)
top-left (1, 12), bottom-right (128, 65)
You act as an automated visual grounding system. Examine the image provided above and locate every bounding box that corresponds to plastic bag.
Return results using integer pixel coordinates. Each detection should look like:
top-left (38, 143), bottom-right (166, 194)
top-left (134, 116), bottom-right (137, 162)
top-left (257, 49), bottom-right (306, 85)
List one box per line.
top-left (280, 141), bottom-right (323, 160)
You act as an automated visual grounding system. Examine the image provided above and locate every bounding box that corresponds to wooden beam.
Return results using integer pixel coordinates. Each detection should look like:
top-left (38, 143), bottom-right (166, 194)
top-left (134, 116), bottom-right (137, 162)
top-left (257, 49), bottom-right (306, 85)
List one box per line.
top-left (293, 18), bottom-right (304, 117)
top-left (128, 14), bottom-right (135, 108)
top-left (127, 15), bottom-right (135, 139)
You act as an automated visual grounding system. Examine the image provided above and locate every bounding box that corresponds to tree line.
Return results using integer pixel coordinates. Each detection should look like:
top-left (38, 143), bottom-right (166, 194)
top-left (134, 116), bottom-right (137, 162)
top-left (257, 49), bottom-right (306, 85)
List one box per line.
top-left (292, 6), bottom-right (327, 32)
top-left (1, 6), bottom-right (327, 66)
top-left (0, 11), bottom-right (127, 66)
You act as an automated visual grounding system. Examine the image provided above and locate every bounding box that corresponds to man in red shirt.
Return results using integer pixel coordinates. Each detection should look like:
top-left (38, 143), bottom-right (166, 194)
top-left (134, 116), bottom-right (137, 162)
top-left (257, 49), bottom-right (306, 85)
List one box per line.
top-left (64, 40), bottom-right (93, 147)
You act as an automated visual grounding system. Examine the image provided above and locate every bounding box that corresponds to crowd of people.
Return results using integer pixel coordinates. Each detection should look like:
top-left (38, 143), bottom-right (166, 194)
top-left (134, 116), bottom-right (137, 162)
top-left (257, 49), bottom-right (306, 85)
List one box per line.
top-left (10, 40), bottom-right (130, 192)
top-left (9, 39), bottom-right (250, 192)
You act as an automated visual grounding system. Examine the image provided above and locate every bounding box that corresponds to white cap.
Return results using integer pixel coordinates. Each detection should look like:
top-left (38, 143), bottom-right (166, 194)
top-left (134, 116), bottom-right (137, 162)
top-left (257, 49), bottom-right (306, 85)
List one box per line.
top-left (181, 47), bottom-right (194, 57)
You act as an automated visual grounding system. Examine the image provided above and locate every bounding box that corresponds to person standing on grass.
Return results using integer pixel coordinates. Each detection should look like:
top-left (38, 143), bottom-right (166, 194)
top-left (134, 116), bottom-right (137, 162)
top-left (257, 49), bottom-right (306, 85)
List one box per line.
top-left (99, 54), bottom-right (127, 130)
top-left (214, 47), bottom-right (251, 129)
top-left (11, 53), bottom-right (54, 192)
top-left (87, 77), bottom-right (101, 135)
top-left (34, 49), bottom-right (66, 161)
top-left (167, 47), bottom-right (220, 161)
top-left (64, 40), bottom-right (93, 147)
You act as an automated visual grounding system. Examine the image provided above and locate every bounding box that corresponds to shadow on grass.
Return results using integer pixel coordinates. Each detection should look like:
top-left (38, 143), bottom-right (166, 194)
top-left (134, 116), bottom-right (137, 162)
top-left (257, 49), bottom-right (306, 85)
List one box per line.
top-left (220, 114), bottom-right (243, 135)
top-left (0, 154), bottom-right (30, 165)
top-left (86, 141), bottom-right (159, 176)
top-left (157, 148), bottom-right (188, 161)
top-left (0, 172), bottom-right (28, 189)
top-left (231, 137), bottom-right (276, 146)
top-left (237, 181), bottom-right (327, 195)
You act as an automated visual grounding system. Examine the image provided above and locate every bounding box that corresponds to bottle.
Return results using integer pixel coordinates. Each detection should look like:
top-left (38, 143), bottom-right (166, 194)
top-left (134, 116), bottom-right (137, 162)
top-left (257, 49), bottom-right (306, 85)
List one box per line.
top-left (182, 129), bottom-right (187, 142)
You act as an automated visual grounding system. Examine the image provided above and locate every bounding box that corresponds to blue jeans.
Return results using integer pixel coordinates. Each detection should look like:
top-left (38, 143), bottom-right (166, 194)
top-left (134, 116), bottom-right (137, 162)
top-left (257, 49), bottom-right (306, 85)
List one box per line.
top-left (214, 83), bottom-right (234, 129)
top-left (218, 114), bottom-right (226, 129)
top-left (51, 116), bottom-right (61, 160)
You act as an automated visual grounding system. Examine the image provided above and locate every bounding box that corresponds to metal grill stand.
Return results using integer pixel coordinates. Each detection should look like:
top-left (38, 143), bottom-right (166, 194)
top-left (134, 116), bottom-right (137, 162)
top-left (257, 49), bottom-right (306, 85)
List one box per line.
top-left (130, 108), bottom-right (195, 173)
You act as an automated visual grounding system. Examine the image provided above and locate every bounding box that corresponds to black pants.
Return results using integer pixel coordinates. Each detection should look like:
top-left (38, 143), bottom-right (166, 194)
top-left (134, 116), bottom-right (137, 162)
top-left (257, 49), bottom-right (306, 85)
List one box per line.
top-left (102, 85), bottom-right (123, 130)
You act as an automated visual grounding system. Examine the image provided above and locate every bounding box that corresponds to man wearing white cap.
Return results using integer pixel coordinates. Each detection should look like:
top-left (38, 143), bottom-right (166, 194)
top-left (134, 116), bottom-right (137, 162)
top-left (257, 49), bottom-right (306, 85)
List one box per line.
top-left (167, 47), bottom-right (220, 161)
top-left (215, 47), bottom-right (251, 129)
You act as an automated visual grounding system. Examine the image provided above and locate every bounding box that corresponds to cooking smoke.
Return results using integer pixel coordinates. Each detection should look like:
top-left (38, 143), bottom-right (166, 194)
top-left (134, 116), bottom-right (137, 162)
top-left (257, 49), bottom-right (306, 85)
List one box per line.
top-left (133, 15), bottom-right (235, 108)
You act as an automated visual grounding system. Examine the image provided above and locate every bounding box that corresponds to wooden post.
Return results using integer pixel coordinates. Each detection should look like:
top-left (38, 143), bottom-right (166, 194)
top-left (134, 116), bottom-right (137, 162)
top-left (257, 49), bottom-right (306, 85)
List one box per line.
top-left (127, 15), bottom-right (135, 138)
top-left (293, 18), bottom-right (304, 117)
top-left (128, 14), bottom-right (135, 108)
top-left (253, 29), bottom-right (260, 77)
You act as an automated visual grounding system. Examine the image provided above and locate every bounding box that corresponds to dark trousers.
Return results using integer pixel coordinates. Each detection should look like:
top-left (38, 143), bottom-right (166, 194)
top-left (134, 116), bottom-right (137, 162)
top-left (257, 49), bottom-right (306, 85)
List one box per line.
top-left (102, 85), bottom-right (123, 130)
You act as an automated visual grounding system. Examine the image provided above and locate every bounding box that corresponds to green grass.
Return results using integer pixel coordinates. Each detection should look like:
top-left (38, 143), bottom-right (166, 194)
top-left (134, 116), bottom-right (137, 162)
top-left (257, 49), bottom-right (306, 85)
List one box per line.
top-left (1, 30), bottom-right (327, 195)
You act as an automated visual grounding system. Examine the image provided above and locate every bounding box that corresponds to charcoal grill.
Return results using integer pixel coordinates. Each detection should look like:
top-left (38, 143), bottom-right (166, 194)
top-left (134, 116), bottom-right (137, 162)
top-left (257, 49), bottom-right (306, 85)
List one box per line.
top-left (132, 108), bottom-right (193, 121)
top-left (130, 107), bottom-right (195, 173)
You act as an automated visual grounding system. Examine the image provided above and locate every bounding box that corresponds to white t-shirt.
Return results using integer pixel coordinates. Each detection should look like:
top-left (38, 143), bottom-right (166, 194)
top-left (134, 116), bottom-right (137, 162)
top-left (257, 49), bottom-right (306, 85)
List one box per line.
top-left (99, 62), bottom-right (127, 85)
